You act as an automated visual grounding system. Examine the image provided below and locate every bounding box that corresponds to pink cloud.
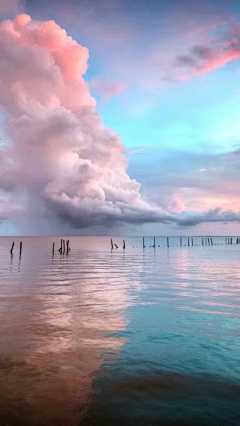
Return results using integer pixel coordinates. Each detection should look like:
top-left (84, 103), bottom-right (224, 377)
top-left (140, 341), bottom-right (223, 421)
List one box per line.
top-left (168, 191), bottom-right (186, 212)
top-left (0, 14), bottom-right (171, 228)
top-left (175, 19), bottom-right (240, 80)
top-left (0, 14), bottom-right (240, 230)
top-left (199, 167), bottom-right (224, 173)
top-left (182, 50), bottom-right (240, 79)
top-left (89, 80), bottom-right (128, 104)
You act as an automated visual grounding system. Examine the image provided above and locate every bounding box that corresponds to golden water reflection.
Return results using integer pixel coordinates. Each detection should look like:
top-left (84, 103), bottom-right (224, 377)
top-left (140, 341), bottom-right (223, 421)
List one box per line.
top-left (0, 242), bottom-right (142, 425)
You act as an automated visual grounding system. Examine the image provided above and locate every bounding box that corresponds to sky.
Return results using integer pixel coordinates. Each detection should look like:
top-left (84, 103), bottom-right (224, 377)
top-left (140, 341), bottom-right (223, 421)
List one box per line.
top-left (0, 0), bottom-right (240, 235)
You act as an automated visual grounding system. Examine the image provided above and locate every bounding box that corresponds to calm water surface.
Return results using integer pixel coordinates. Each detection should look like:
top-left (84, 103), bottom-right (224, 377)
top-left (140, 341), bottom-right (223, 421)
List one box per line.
top-left (0, 236), bottom-right (240, 425)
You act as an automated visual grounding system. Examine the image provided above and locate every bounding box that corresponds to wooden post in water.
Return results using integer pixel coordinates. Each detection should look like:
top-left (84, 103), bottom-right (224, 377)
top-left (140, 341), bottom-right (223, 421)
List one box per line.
top-left (202, 238), bottom-right (204, 246)
top-left (143, 237), bottom-right (145, 249)
top-left (111, 239), bottom-right (114, 250)
top-left (188, 237), bottom-right (190, 247)
top-left (19, 241), bottom-right (22, 257)
top-left (52, 242), bottom-right (55, 256)
top-left (66, 240), bottom-right (70, 254)
top-left (63, 239), bottom-right (66, 255)
top-left (59, 239), bottom-right (62, 253)
top-left (123, 240), bottom-right (125, 250)
top-left (180, 237), bottom-right (182, 247)
top-left (191, 238), bottom-right (193, 246)
top-left (10, 241), bottom-right (14, 256)
top-left (153, 237), bottom-right (156, 248)
top-left (167, 237), bottom-right (169, 248)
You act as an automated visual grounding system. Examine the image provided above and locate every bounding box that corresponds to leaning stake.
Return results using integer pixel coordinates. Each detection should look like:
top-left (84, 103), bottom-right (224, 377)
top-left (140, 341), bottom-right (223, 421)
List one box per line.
top-left (10, 241), bottom-right (14, 255)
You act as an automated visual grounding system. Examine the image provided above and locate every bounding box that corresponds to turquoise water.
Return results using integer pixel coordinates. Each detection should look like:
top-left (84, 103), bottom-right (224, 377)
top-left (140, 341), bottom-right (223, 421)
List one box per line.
top-left (0, 236), bottom-right (239, 425)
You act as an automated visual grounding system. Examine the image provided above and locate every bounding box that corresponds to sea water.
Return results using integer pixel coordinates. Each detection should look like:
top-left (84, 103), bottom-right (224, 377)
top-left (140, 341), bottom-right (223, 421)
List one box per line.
top-left (0, 236), bottom-right (239, 425)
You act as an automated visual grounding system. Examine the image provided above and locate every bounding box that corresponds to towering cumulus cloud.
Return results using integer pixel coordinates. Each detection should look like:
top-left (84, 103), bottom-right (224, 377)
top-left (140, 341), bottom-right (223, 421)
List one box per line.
top-left (0, 14), bottom-right (165, 228)
top-left (0, 14), bottom-right (239, 230)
